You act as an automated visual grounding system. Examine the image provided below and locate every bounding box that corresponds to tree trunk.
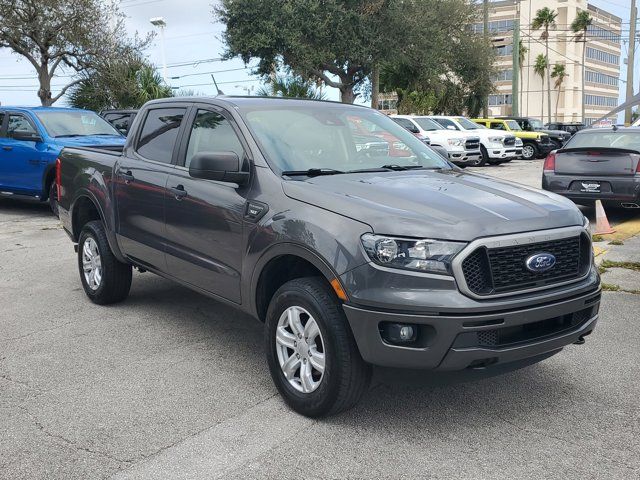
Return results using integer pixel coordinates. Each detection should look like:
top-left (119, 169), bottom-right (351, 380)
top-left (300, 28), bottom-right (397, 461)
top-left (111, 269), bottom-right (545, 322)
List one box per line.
top-left (371, 64), bottom-right (380, 109)
top-left (556, 86), bottom-right (560, 121)
top-left (340, 85), bottom-right (355, 104)
top-left (581, 36), bottom-right (586, 123)
top-left (37, 65), bottom-right (54, 106)
top-left (545, 35), bottom-right (552, 125)
top-left (540, 76), bottom-right (545, 122)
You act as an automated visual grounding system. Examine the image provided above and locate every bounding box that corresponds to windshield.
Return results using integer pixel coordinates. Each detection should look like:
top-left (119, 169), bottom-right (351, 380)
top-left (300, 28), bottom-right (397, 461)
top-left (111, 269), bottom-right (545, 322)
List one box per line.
top-left (34, 111), bottom-right (122, 138)
top-left (241, 105), bottom-right (450, 173)
top-left (413, 117), bottom-right (444, 132)
top-left (505, 120), bottom-right (522, 131)
top-left (564, 130), bottom-right (640, 151)
top-left (455, 117), bottom-right (484, 130)
top-left (529, 118), bottom-right (544, 130)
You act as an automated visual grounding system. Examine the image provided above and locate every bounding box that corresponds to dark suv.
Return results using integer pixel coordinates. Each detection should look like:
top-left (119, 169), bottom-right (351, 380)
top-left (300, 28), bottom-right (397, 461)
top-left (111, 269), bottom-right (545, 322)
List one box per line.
top-left (546, 122), bottom-right (587, 136)
top-left (57, 97), bottom-right (601, 417)
top-left (499, 116), bottom-right (571, 149)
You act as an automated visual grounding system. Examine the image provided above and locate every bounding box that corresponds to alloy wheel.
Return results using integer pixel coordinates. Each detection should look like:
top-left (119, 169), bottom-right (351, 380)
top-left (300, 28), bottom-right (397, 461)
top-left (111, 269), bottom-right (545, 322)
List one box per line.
top-left (275, 306), bottom-right (325, 393)
top-left (82, 237), bottom-right (102, 291)
top-left (522, 145), bottom-right (535, 160)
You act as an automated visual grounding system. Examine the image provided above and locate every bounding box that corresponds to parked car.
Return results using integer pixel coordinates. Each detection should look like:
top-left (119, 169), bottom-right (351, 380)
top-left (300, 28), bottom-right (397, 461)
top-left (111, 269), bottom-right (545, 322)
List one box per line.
top-left (0, 107), bottom-right (125, 212)
top-left (542, 126), bottom-right (640, 209)
top-left (391, 115), bottom-right (482, 167)
top-left (428, 116), bottom-right (521, 166)
top-left (101, 109), bottom-right (138, 136)
top-left (472, 118), bottom-right (554, 160)
top-left (545, 122), bottom-right (587, 136)
top-left (498, 116), bottom-right (571, 149)
top-left (57, 97), bottom-right (600, 417)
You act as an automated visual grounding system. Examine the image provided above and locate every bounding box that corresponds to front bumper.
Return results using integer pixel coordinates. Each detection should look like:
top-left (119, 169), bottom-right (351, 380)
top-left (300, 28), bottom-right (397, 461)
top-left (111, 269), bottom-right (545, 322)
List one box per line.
top-left (343, 285), bottom-right (600, 370)
top-left (484, 145), bottom-right (518, 160)
top-left (537, 142), bottom-right (555, 156)
top-left (449, 149), bottom-right (482, 165)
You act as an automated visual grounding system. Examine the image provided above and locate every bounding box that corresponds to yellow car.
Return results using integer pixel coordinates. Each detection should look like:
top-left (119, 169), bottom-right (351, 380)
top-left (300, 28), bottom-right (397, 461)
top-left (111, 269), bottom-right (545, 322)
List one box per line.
top-left (472, 118), bottom-right (554, 160)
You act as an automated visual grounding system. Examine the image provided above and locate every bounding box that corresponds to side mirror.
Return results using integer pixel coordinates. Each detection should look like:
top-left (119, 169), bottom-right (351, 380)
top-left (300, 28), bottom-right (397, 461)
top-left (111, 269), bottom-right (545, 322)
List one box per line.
top-left (189, 151), bottom-right (250, 185)
top-left (408, 126), bottom-right (419, 134)
top-left (10, 131), bottom-right (42, 142)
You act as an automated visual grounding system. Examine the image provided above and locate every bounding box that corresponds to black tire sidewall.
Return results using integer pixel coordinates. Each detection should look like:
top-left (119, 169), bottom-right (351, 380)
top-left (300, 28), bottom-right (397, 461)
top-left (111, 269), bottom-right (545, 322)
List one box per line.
top-left (48, 182), bottom-right (58, 216)
top-left (265, 281), bottom-right (345, 416)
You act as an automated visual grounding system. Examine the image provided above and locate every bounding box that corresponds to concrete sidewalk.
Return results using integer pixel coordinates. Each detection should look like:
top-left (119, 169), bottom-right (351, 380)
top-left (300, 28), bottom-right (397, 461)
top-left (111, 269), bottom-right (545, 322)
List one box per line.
top-left (595, 234), bottom-right (640, 294)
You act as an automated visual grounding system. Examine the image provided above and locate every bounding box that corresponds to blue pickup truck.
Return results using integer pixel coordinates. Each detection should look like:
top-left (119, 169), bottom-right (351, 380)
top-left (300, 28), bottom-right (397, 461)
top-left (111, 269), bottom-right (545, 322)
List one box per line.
top-left (0, 107), bottom-right (126, 212)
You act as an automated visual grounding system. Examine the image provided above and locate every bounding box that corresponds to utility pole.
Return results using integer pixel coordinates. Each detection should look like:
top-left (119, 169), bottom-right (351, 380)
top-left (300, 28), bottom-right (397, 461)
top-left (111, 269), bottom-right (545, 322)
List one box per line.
top-left (625, 0), bottom-right (637, 125)
top-left (483, 0), bottom-right (489, 117)
top-left (511, 1), bottom-right (520, 116)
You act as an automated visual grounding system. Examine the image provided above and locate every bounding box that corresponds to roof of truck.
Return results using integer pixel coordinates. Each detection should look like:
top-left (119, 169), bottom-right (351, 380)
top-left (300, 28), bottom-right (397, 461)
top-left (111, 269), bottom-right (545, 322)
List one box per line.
top-left (143, 95), bottom-right (369, 110)
top-left (0, 106), bottom-right (96, 113)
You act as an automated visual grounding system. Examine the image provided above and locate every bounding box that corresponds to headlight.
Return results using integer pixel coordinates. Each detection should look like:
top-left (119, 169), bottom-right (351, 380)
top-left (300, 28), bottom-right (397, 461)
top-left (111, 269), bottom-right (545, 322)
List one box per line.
top-left (361, 234), bottom-right (466, 275)
top-left (583, 215), bottom-right (590, 230)
top-left (447, 138), bottom-right (464, 147)
top-left (488, 136), bottom-right (503, 143)
top-left (515, 138), bottom-right (523, 146)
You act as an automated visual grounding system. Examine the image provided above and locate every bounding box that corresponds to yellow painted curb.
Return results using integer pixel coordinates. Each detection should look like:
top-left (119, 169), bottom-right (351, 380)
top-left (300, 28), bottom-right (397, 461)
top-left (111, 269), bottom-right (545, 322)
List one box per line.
top-left (598, 217), bottom-right (640, 242)
top-left (593, 246), bottom-right (606, 257)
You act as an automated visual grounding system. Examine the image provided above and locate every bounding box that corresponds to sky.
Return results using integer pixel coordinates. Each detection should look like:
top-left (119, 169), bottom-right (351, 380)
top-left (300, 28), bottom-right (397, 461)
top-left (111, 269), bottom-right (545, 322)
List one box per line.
top-left (0, 0), bottom-right (636, 110)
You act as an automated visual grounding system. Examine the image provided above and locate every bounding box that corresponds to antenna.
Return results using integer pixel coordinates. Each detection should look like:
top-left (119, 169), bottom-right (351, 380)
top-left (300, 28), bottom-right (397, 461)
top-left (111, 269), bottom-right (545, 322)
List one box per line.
top-left (211, 75), bottom-right (224, 95)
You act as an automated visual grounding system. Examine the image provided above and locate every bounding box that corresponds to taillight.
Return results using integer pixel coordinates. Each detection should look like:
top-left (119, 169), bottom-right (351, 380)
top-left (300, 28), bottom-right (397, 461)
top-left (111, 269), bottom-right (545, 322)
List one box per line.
top-left (636, 159), bottom-right (640, 174)
top-left (543, 151), bottom-right (556, 172)
top-left (55, 158), bottom-right (62, 199)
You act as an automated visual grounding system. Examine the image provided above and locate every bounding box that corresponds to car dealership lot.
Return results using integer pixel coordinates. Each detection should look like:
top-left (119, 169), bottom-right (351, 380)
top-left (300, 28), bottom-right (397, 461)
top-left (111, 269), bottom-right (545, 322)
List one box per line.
top-left (1, 167), bottom-right (639, 479)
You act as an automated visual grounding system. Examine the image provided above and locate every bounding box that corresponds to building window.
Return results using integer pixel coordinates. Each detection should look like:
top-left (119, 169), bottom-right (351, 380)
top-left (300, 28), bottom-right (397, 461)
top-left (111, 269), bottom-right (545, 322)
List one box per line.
top-left (377, 99), bottom-right (397, 111)
top-left (586, 47), bottom-right (619, 65)
top-left (488, 94), bottom-right (512, 106)
top-left (491, 70), bottom-right (513, 82)
top-left (472, 19), bottom-right (515, 34)
top-left (585, 70), bottom-right (619, 86)
top-left (494, 44), bottom-right (513, 57)
top-left (585, 95), bottom-right (618, 107)
top-left (587, 25), bottom-right (621, 43)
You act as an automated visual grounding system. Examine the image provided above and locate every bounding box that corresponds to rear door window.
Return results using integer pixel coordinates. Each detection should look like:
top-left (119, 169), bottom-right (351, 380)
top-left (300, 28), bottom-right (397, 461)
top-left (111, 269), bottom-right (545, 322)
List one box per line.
top-left (136, 108), bottom-right (186, 163)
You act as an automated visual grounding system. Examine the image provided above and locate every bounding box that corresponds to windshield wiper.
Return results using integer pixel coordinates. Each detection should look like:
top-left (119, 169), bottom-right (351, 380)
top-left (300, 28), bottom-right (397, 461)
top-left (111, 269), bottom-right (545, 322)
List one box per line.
top-left (55, 134), bottom-right (86, 138)
top-left (379, 164), bottom-right (430, 171)
top-left (282, 168), bottom-right (345, 177)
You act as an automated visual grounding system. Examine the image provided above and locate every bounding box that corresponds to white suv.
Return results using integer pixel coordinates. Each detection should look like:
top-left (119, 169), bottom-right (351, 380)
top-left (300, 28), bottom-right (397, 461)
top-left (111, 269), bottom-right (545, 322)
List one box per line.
top-left (428, 116), bottom-right (522, 166)
top-left (391, 115), bottom-right (482, 167)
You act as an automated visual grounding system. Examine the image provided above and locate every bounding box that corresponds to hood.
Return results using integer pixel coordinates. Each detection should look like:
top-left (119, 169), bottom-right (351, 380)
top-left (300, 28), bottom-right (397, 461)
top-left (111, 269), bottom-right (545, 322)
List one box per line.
top-left (53, 135), bottom-right (126, 148)
top-left (471, 128), bottom-right (512, 139)
top-left (542, 129), bottom-right (571, 138)
top-left (282, 170), bottom-right (583, 241)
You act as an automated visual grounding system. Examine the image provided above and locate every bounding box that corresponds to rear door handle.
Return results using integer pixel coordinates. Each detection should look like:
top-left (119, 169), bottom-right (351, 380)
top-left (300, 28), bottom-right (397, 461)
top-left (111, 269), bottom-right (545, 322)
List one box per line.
top-left (2, 146), bottom-right (12, 151)
top-left (170, 185), bottom-right (187, 200)
top-left (120, 171), bottom-right (135, 183)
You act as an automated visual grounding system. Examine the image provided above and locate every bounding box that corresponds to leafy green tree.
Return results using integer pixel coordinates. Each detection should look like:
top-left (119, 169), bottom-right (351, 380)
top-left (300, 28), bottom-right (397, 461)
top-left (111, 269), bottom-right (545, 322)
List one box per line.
top-left (551, 63), bottom-right (568, 121)
top-left (534, 54), bottom-right (549, 123)
top-left (216, 0), bottom-right (439, 103)
top-left (532, 7), bottom-right (557, 124)
top-left (256, 75), bottom-right (326, 99)
top-left (0, 0), bottom-right (149, 106)
top-left (68, 54), bottom-right (171, 111)
top-left (571, 10), bottom-right (593, 122)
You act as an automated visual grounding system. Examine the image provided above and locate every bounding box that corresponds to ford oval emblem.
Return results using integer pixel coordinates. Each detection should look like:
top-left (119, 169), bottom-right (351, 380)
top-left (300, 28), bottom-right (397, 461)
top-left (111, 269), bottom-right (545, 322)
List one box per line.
top-left (525, 252), bottom-right (556, 272)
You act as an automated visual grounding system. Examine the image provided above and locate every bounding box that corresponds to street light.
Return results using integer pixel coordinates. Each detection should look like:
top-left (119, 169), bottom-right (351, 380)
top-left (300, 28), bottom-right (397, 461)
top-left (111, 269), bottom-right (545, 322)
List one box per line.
top-left (150, 17), bottom-right (167, 83)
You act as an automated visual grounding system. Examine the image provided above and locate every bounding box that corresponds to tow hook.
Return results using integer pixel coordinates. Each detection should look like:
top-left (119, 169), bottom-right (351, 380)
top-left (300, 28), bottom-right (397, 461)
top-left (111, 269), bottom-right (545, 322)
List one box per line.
top-left (574, 336), bottom-right (586, 345)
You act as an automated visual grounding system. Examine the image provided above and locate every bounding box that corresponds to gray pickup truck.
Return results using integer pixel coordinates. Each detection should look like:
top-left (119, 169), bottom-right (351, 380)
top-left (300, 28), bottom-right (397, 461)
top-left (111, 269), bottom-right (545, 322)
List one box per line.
top-left (57, 97), bottom-right (601, 417)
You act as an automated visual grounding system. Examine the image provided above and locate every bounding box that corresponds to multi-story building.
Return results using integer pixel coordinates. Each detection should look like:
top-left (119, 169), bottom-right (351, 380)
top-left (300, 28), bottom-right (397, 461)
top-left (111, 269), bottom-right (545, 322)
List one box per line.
top-left (475, 0), bottom-right (622, 125)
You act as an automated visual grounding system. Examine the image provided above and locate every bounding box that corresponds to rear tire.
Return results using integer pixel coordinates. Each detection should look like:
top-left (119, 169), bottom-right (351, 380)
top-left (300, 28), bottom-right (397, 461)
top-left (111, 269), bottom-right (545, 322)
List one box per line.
top-left (265, 277), bottom-right (371, 417)
top-left (77, 220), bottom-right (132, 305)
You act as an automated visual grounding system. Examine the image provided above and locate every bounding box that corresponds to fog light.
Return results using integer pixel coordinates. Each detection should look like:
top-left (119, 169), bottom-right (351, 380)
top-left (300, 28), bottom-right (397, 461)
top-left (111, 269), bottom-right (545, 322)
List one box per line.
top-left (381, 322), bottom-right (418, 344)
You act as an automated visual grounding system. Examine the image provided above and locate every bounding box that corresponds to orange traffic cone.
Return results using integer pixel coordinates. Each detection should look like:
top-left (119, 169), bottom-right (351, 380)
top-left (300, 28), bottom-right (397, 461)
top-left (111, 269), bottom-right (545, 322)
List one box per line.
top-left (594, 200), bottom-right (615, 235)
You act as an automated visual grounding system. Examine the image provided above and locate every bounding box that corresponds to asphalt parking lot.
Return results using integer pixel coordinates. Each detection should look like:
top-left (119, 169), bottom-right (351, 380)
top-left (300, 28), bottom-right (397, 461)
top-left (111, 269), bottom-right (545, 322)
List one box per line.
top-left (1, 161), bottom-right (639, 479)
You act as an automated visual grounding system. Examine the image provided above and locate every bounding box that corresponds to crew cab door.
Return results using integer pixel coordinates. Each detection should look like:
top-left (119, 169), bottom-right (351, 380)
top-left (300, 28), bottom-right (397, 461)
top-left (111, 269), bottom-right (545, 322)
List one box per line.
top-left (0, 112), bottom-right (48, 195)
top-left (164, 107), bottom-right (249, 303)
top-left (114, 106), bottom-right (187, 271)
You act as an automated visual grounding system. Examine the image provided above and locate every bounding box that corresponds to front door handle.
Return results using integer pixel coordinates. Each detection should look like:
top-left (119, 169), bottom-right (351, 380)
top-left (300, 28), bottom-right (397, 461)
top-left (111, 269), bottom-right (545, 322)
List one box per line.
top-left (120, 171), bottom-right (134, 183)
top-left (170, 185), bottom-right (187, 200)
top-left (2, 146), bottom-right (12, 151)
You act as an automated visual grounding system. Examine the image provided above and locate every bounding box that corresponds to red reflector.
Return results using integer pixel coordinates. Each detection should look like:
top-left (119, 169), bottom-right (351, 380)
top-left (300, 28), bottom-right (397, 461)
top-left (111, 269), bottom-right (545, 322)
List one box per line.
top-left (587, 151), bottom-right (602, 156)
top-left (55, 158), bottom-right (62, 199)
top-left (543, 152), bottom-right (556, 172)
top-left (636, 160), bottom-right (640, 174)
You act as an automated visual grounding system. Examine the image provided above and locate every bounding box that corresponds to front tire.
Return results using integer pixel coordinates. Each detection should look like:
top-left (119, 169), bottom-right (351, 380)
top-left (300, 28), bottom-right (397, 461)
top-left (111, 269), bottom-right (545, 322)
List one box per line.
top-left (265, 277), bottom-right (371, 417)
top-left (78, 220), bottom-right (132, 305)
top-left (521, 142), bottom-right (539, 160)
top-left (471, 147), bottom-right (488, 167)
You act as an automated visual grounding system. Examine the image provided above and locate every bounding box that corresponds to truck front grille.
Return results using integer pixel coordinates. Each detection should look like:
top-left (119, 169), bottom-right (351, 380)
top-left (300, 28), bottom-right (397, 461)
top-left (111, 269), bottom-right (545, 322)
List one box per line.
top-left (460, 233), bottom-right (591, 296)
top-left (465, 137), bottom-right (480, 151)
top-left (503, 136), bottom-right (516, 146)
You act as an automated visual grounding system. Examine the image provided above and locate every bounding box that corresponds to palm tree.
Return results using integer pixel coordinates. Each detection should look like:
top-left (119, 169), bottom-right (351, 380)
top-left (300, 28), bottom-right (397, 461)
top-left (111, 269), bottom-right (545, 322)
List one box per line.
top-left (571, 10), bottom-right (593, 123)
top-left (551, 63), bottom-right (568, 121)
top-left (256, 75), bottom-right (325, 99)
top-left (534, 54), bottom-right (549, 123)
top-left (518, 39), bottom-right (528, 110)
top-left (532, 7), bottom-right (557, 125)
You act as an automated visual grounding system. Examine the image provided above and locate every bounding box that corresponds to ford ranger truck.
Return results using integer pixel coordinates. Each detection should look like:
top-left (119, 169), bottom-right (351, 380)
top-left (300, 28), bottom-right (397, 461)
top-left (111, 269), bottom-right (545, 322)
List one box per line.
top-left (57, 97), bottom-right (601, 417)
top-left (0, 107), bottom-right (125, 212)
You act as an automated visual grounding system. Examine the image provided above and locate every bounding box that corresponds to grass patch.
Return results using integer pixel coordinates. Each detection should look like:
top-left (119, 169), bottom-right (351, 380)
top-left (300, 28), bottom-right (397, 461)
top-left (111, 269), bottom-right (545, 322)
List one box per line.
top-left (601, 283), bottom-right (620, 291)
top-left (598, 265), bottom-right (608, 275)
top-left (591, 234), bottom-right (604, 242)
top-left (608, 239), bottom-right (624, 246)
top-left (601, 260), bottom-right (640, 272)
